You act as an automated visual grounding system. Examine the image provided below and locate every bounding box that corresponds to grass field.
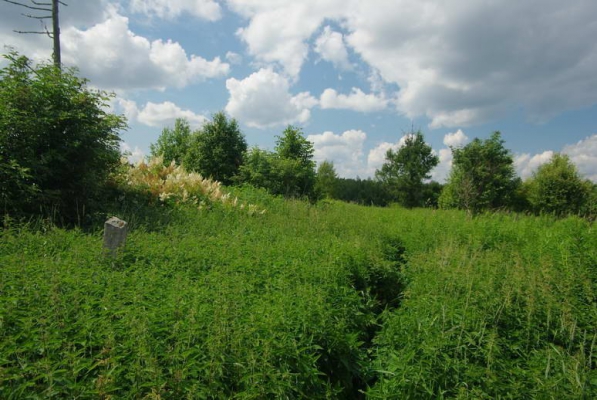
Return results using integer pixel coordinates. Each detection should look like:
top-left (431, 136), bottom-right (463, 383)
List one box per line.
top-left (1, 188), bottom-right (596, 398)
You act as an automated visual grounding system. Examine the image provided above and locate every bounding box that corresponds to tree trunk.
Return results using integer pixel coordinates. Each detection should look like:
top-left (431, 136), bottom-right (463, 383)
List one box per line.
top-left (52, 0), bottom-right (61, 69)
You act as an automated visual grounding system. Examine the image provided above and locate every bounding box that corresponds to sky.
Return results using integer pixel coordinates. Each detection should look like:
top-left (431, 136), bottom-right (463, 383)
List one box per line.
top-left (1, 0), bottom-right (596, 182)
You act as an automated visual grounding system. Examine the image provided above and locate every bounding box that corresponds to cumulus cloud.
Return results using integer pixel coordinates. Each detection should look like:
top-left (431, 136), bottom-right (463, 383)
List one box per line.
top-left (307, 130), bottom-right (367, 177)
top-left (431, 130), bottom-right (470, 182)
top-left (443, 129), bottom-right (469, 147)
top-left (320, 88), bottom-right (388, 113)
top-left (430, 148), bottom-right (454, 183)
top-left (314, 26), bottom-right (351, 70)
top-left (60, 12), bottom-right (229, 91)
top-left (366, 135), bottom-right (417, 175)
top-left (346, 1), bottom-right (597, 127)
top-left (117, 99), bottom-right (207, 128)
top-left (226, 0), bottom-right (597, 126)
top-left (510, 135), bottom-right (597, 182)
top-left (563, 134), bottom-right (597, 182)
top-left (228, 0), bottom-right (345, 78)
top-left (306, 130), bottom-right (418, 178)
top-left (121, 142), bottom-right (146, 164)
top-left (514, 151), bottom-right (555, 180)
top-left (367, 142), bottom-right (395, 174)
top-left (307, 129), bottom-right (446, 179)
top-left (129, 0), bottom-right (222, 21)
top-left (225, 68), bottom-right (317, 128)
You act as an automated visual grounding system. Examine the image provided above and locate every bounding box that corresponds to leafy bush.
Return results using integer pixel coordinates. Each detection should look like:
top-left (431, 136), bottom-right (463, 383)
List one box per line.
top-left (525, 153), bottom-right (592, 217)
top-left (238, 126), bottom-right (317, 201)
top-left (0, 52), bottom-right (126, 222)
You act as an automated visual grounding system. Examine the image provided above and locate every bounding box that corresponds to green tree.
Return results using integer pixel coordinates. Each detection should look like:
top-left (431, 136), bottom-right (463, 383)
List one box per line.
top-left (0, 52), bottom-right (125, 221)
top-left (150, 118), bottom-right (192, 166)
top-left (273, 126), bottom-right (317, 199)
top-left (375, 131), bottom-right (439, 208)
top-left (315, 160), bottom-right (338, 199)
top-left (237, 126), bottom-right (317, 200)
top-left (185, 112), bottom-right (247, 185)
top-left (439, 132), bottom-right (518, 213)
top-left (236, 147), bottom-right (277, 190)
top-left (333, 177), bottom-right (392, 206)
top-left (525, 153), bottom-right (591, 216)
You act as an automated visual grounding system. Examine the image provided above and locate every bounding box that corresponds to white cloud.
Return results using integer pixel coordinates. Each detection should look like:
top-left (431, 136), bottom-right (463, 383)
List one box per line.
top-left (511, 134), bottom-right (597, 182)
top-left (117, 99), bottom-right (207, 128)
top-left (121, 142), bottom-right (146, 164)
top-left (345, 0), bottom-right (597, 127)
top-left (443, 129), bottom-right (469, 147)
top-left (514, 151), bottom-right (554, 180)
top-left (314, 26), bottom-right (351, 70)
top-left (367, 142), bottom-right (395, 174)
top-left (307, 130), bottom-right (367, 177)
top-left (225, 1), bottom-right (597, 126)
top-left (129, 0), bottom-right (221, 21)
top-left (228, 0), bottom-right (345, 78)
top-left (60, 12), bottom-right (229, 91)
top-left (320, 88), bottom-right (388, 113)
top-left (430, 148), bottom-right (454, 183)
top-left (225, 68), bottom-right (317, 128)
top-left (366, 134), bottom-right (416, 176)
top-left (429, 130), bottom-right (470, 182)
top-left (563, 134), bottom-right (597, 182)
top-left (225, 51), bottom-right (243, 65)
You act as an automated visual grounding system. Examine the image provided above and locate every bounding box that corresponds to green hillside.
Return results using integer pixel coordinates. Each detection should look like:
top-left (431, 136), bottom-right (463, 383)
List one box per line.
top-left (1, 189), bottom-right (595, 398)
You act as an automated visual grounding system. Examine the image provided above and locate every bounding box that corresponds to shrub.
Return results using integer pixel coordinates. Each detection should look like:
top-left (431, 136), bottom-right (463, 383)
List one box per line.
top-left (525, 153), bottom-right (592, 217)
top-left (118, 156), bottom-right (265, 214)
top-left (0, 52), bottom-right (126, 222)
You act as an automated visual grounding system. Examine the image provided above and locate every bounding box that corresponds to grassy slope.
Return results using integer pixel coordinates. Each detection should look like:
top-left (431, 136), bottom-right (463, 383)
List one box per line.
top-left (1, 191), bottom-right (596, 398)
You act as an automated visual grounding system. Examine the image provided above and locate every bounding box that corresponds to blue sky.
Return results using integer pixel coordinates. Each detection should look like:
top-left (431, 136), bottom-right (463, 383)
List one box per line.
top-left (1, 0), bottom-right (596, 182)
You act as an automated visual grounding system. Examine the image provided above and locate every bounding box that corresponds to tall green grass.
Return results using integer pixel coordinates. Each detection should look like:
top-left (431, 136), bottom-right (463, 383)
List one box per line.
top-left (1, 191), bottom-right (595, 398)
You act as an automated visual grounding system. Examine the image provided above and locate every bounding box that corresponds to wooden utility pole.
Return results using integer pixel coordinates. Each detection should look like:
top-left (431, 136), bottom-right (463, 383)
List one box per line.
top-left (2, 0), bottom-right (66, 69)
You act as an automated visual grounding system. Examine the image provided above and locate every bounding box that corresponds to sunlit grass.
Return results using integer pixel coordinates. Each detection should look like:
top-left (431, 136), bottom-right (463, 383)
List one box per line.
top-left (1, 195), bottom-right (595, 398)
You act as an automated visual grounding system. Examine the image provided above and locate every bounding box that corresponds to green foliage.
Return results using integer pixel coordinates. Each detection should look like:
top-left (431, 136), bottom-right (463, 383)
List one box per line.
top-left (440, 132), bottom-right (518, 213)
top-left (368, 212), bottom-right (597, 399)
top-left (149, 118), bottom-right (192, 166)
top-left (420, 180), bottom-right (443, 208)
top-left (274, 125), bottom-right (317, 199)
top-left (1, 194), bottom-right (596, 398)
top-left (525, 153), bottom-right (592, 216)
top-left (0, 52), bottom-right (126, 222)
top-left (376, 131), bottom-right (439, 208)
top-left (185, 112), bottom-right (247, 185)
top-left (333, 177), bottom-right (392, 207)
top-left (315, 160), bottom-right (338, 199)
top-left (236, 147), bottom-right (277, 190)
top-left (238, 126), bottom-right (317, 200)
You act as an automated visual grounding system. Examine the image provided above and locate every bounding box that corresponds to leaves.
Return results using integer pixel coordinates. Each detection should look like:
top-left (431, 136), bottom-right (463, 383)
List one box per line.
top-left (375, 131), bottom-right (439, 208)
top-left (0, 52), bottom-right (126, 222)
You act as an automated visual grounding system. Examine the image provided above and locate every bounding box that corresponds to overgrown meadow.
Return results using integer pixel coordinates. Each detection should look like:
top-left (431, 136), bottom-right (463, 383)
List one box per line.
top-left (1, 183), bottom-right (596, 398)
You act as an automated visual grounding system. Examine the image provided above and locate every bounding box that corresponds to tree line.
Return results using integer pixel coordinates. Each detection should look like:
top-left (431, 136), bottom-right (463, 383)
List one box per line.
top-left (150, 114), bottom-right (596, 218)
top-left (2, 52), bottom-right (595, 224)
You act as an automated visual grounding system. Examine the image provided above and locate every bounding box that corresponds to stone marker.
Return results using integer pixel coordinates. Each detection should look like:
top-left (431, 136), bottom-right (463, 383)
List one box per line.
top-left (103, 216), bottom-right (128, 257)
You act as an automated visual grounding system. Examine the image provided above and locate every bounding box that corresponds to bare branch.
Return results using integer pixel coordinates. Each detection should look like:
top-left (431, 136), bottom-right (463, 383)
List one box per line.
top-left (2, 0), bottom-right (51, 12)
top-left (14, 30), bottom-right (49, 34)
top-left (22, 13), bottom-right (51, 19)
top-left (31, 0), bottom-right (52, 4)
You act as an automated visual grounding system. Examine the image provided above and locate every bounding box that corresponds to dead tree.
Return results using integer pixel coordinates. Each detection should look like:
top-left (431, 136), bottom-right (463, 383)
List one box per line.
top-left (2, 0), bottom-right (67, 69)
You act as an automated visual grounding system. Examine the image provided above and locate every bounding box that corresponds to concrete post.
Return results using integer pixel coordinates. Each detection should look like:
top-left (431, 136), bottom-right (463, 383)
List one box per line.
top-left (103, 217), bottom-right (128, 257)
